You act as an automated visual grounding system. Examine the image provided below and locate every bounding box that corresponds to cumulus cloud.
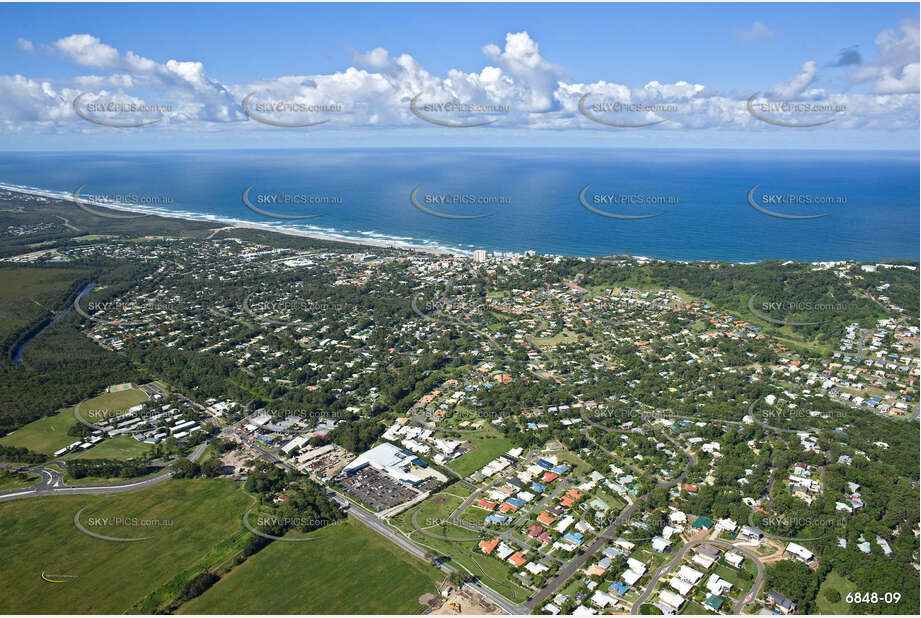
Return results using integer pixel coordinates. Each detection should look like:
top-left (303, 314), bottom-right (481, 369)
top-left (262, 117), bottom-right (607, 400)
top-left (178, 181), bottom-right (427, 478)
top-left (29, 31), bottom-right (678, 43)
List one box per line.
top-left (16, 38), bottom-right (34, 53)
top-left (850, 18), bottom-right (920, 94)
top-left (733, 22), bottom-right (776, 44)
top-left (769, 61), bottom-right (820, 99)
top-left (0, 25), bottom-right (917, 134)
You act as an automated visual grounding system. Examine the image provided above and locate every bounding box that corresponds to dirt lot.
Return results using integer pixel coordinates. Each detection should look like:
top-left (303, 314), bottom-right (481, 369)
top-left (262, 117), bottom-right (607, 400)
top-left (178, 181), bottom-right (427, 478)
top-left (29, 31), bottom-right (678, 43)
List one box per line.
top-left (428, 589), bottom-right (504, 615)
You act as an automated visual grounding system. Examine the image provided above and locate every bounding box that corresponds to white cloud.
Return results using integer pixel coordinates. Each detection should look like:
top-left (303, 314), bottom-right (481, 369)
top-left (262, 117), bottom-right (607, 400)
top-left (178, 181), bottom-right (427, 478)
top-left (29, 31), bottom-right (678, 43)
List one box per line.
top-left (16, 38), bottom-right (34, 53)
top-left (769, 61), bottom-right (819, 99)
top-left (0, 25), bottom-right (916, 134)
top-left (733, 22), bottom-right (776, 44)
top-left (850, 18), bottom-right (920, 94)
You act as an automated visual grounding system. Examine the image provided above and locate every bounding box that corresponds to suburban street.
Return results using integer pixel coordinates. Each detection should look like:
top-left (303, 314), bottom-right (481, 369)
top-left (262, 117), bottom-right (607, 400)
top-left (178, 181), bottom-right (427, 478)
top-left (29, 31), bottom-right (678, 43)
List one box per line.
top-left (629, 538), bottom-right (765, 615)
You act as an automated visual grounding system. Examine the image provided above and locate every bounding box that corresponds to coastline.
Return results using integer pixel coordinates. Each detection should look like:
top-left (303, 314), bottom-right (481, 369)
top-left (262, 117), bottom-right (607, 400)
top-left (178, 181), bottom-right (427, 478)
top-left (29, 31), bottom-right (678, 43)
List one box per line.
top-left (0, 182), bottom-right (463, 258)
top-left (0, 182), bottom-right (912, 265)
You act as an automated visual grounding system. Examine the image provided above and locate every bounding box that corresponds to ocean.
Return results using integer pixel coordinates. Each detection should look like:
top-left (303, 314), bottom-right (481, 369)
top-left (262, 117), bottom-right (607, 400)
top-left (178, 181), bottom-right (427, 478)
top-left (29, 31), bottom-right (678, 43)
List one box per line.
top-left (0, 148), bottom-right (917, 262)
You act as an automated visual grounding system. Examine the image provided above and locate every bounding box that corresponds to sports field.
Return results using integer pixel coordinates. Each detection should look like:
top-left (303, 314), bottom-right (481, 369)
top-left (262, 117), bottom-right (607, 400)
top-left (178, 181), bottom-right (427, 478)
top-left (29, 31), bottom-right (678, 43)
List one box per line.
top-left (75, 388), bottom-right (150, 422)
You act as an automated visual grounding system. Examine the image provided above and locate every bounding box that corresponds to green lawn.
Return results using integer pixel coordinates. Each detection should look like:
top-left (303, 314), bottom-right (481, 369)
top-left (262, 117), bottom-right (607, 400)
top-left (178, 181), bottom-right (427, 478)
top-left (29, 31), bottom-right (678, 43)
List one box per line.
top-left (76, 388), bottom-right (149, 422)
top-left (63, 468), bottom-right (163, 486)
top-left (178, 519), bottom-right (442, 614)
top-left (0, 471), bottom-right (39, 490)
top-left (446, 431), bottom-right (514, 477)
top-left (1, 388), bottom-right (151, 458)
top-left (817, 570), bottom-right (857, 615)
top-left (390, 492), bottom-right (529, 603)
top-left (65, 436), bottom-right (153, 461)
top-left (0, 408), bottom-right (77, 454)
top-left (0, 478), bottom-right (251, 613)
top-left (679, 600), bottom-right (710, 614)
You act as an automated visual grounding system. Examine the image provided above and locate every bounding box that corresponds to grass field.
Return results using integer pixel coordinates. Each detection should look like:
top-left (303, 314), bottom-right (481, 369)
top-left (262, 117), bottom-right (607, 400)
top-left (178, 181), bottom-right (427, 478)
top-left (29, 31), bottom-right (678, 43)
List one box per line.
top-left (446, 431), bottom-right (514, 477)
top-left (0, 408), bottom-right (77, 454)
top-left (65, 435), bottom-right (153, 461)
top-left (817, 570), bottom-right (857, 614)
top-left (0, 471), bottom-right (39, 490)
top-left (76, 388), bottom-right (149, 421)
top-left (1, 388), bottom-right (151, 457)
top-left (63, 468), bottom-right (163, 486)
top-left (178, 519), bottom-right (442, 614)
top-left (0, 479), bottom-right (252, 614)
top-left (390, 488), bottom-right (529, 603)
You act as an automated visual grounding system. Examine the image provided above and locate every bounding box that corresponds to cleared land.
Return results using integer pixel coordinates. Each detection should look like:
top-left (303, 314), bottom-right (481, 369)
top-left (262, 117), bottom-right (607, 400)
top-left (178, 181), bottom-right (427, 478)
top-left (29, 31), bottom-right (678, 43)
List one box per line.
top-left (1, 388), bottom-right (150, 457)
top-left (0, 471), bottom-right (39, 490)
top-left (0, 479), bottom-right (251, 614)
top-left (178, 519), bottom-right (443, 614)
top-left (65, 435), bottom-right (152, 461)
top-left (76, 388), bottom-right (149, 420)
top-left (0, 408), bottom-right (76, 454)
top-left (446, 431), bottom-right (514, 478)
top-left (817, 570), bottom-right (857, 615)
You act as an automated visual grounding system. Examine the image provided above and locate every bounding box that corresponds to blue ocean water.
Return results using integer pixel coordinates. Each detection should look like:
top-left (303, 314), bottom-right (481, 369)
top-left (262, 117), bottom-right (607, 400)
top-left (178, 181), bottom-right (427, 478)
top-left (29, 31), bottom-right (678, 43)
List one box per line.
top-left (0, 149), bottom-right (917, 262)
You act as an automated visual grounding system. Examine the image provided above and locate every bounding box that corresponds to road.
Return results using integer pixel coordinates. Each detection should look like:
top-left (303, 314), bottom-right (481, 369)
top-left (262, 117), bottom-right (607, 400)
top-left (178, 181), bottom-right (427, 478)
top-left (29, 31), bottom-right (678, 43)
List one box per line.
top-left (523, 406), bottom-right (699, 611)
top-left (234, 425), bottom-right (528, 614)
top-left (629, 538), bottom-right (765, 615)
top-left (0, 442), bottom-right (207, 503)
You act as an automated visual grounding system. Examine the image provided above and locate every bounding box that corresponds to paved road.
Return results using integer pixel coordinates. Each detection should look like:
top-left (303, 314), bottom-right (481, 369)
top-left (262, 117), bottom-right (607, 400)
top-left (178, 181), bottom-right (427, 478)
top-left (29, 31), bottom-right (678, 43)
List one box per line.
top-left (0, 442), bottom-right (207, 503)
top-left (524, 407), bottom-right (699, 611)
top-left (235, 427), bottom-right (528, 614)
top-left (629, 538), bottom-right (765, 614)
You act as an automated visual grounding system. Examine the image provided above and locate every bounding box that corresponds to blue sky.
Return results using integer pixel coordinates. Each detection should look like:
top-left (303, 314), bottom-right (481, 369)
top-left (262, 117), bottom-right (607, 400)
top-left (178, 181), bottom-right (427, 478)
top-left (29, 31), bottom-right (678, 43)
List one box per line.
top-left (0, 2), bottom-right (917, 150)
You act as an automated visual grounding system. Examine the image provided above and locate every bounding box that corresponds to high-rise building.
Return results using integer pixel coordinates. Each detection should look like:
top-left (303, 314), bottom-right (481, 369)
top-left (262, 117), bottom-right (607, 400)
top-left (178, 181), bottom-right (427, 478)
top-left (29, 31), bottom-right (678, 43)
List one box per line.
top-left (473, 250), bottom-right (488, 263)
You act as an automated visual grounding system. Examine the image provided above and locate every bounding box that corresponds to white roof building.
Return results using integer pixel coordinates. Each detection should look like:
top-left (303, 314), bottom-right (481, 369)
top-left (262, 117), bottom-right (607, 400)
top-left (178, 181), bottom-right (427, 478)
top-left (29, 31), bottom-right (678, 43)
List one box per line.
top-left (786, 542), bottom-right (814, 562)
top-left (669, 577), bottom-right (694, 595)
top-left (677, 565), bottom-right (703, 584)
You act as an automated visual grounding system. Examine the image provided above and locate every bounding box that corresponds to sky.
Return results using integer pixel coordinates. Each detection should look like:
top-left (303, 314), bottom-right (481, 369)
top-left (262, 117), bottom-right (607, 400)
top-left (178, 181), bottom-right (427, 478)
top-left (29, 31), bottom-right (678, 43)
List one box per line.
top-left (0, 2), bottom-right (918, 150)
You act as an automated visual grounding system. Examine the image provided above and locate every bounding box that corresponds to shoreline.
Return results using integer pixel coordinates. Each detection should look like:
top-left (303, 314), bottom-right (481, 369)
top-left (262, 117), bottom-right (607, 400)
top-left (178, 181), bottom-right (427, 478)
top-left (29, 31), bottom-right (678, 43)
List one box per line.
top-left (0, 183), bottom-right (464, 258)
top-left (0, 182), bottom-right (911, 265)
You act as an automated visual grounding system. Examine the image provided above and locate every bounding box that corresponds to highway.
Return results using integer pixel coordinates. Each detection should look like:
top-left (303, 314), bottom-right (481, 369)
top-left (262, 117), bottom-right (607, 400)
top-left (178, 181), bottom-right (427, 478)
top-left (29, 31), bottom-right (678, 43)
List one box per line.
top-left (0, 442), bottom-right (207, 503)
